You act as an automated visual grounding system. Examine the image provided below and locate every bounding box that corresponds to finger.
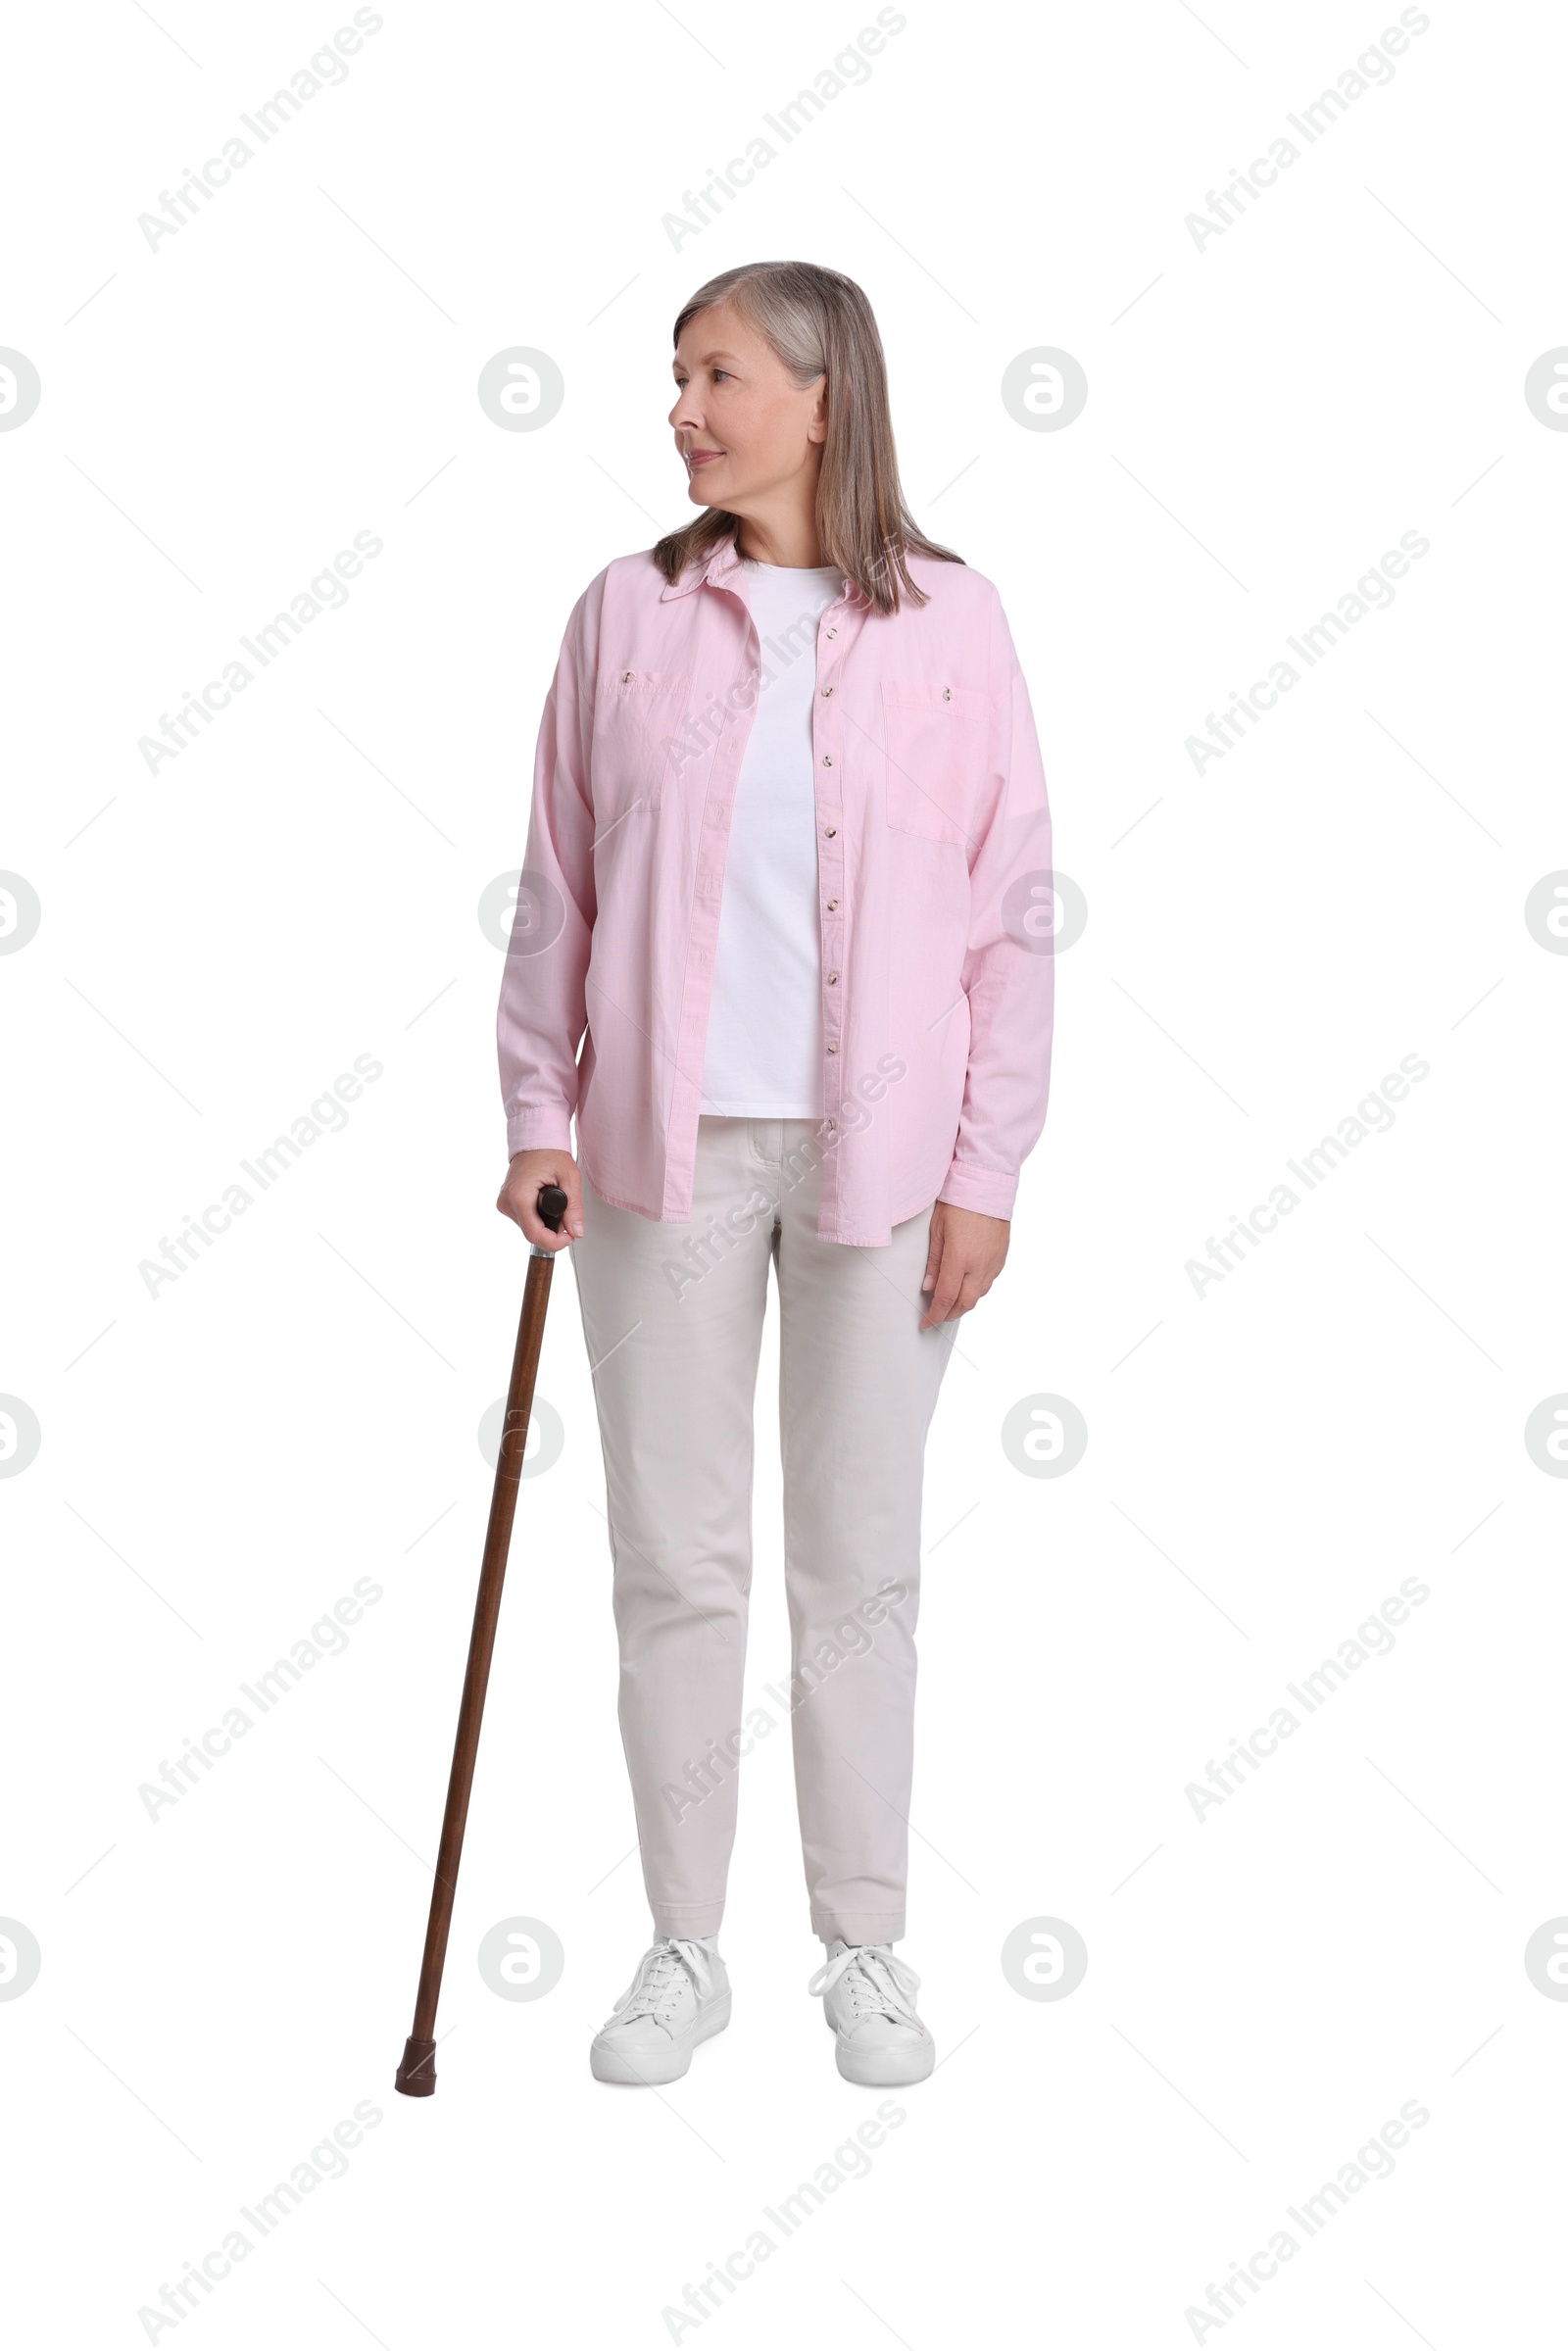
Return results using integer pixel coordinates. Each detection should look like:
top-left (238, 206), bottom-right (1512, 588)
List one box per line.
top-left (921, 1267), bottom-right (965, 1327)
top-left (926, 1266), bottom-right (986, 1327)
top-left (497, 1183), bottom-right (532, 1234)
top-left (951, 1272), bottom-right (986, 1318)
top-left (920, 1223), bottom-right (942, 1294)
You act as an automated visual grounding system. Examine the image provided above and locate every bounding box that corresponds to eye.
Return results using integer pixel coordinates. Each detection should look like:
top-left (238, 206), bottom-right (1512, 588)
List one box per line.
top-left (711, 368), bottom-right (734, 383)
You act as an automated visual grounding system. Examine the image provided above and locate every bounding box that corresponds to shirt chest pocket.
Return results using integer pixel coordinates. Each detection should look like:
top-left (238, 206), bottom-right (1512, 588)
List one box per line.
top-left (879, 679), bottom-right (990, 847)
top-left (591, 668), bottom-right (692, 828)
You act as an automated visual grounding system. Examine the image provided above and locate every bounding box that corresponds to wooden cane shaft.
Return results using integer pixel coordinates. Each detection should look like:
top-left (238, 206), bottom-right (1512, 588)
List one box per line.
top-left (409, 1250), bottom-right (555, 2044)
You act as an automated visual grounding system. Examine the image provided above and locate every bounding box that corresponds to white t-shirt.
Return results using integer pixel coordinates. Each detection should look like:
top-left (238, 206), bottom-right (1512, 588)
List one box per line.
top-left (699, 559), bottom-right (844, 1117)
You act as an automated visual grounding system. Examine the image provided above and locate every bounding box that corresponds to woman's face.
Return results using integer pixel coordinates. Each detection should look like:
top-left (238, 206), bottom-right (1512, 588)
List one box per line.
top-left (669, 299), bottom-right (826, 514)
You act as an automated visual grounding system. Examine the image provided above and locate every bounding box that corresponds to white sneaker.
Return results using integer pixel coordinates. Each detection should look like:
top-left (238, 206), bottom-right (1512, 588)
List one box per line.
top-left (589, 1935), bottom-right (731, 2085)
top-left (808, 1938), bottom-right (935, 2085)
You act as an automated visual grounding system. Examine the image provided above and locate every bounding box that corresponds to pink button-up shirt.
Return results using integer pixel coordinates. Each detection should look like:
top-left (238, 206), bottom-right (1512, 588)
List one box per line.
top-left (497, 534), bottom-right (1054, 1246)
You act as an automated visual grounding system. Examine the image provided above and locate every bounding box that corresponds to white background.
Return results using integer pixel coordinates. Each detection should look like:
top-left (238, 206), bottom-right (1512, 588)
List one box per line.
top-left (4, 0), bottom-right (1566, 2342)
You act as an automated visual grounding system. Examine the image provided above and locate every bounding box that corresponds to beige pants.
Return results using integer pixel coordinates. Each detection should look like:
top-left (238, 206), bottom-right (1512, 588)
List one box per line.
top-left (571, 1116), bottom-right (956, 1945)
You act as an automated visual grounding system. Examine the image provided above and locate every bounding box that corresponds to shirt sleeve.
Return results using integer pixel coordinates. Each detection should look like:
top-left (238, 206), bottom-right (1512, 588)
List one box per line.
top-left (936, 587), bottom-right (1054, 1221)
top-left (497, 574), bottom-right (602, 1157)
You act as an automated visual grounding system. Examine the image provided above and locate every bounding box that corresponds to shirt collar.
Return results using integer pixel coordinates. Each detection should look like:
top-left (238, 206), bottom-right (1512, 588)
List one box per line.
top-left (659, 531), bottom-right (867, 613)
top-left (659, 531), bottom-right (745, 601)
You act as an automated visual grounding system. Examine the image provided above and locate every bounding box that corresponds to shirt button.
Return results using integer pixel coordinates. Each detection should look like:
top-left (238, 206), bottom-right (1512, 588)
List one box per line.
top-left (826, 972), bottom-right (838, 984)
top-left (942, 686), bottom-right (952, 700)
top-left (622, 670), bottom-right (635, 683)
top-left (821, 755), bottom-right (833, 766)
top-left (826, 1044), bottom-right (838, 1054)
top-left (826, 898), bottom-right (839, 910)
top-left (824, 826), bottom-right (836, 837)
top-left (825, 627), bottom-right (837, 639)
top-left (820, 685), bottom-right (833, 696)
top-left (825, 1117), bottom-right (836, 1129)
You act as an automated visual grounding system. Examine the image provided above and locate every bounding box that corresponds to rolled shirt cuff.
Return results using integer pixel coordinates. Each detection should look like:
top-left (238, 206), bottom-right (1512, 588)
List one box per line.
top-left (505, 1105), bottom-right (576, 1159)
top-left (936, 1156), bottom-right (1017, 1221)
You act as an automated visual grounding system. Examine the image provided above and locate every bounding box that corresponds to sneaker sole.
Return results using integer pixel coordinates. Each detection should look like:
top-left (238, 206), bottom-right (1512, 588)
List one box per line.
top-left (831, 2032), bottom-right (936, 2087)
top-left (590, 1989), bottom-right (732, 2085)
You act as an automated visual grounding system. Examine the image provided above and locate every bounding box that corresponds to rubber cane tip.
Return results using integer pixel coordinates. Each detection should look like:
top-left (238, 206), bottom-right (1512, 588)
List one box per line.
top-left (395, 2035), bottom-right (438, 2097)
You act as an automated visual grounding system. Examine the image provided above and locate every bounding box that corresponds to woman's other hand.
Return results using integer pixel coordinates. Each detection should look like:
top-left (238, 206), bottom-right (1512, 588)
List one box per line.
top-left (497, 1149), bottom-right (585, 1249)
top-left (919, 1202), bottom-right (1009, 1328)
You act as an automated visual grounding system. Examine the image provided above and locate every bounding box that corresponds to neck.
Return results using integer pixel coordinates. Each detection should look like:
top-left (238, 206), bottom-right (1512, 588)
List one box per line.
top-left (734, 501), bottom-right (825, 568)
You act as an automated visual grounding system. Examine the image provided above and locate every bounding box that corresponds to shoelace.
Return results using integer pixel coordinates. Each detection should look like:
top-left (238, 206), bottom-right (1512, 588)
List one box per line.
top-left (808, 1941), bottom-right (923, 2029)
top-left (608, 1936), bottom-right (717, 2029)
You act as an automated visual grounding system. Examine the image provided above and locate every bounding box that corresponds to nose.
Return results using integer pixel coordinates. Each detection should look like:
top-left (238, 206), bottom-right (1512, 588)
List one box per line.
top-left (669, 388), bottom-right (704, 436)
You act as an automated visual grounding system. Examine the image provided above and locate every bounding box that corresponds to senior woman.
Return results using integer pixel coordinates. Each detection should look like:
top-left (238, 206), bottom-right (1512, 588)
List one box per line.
top-left (496, 259), bottom-right (1054, 2088)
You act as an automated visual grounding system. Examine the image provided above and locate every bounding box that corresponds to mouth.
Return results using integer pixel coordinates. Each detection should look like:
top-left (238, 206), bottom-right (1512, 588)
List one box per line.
top-left (685, 447), bottom-right (724, 468)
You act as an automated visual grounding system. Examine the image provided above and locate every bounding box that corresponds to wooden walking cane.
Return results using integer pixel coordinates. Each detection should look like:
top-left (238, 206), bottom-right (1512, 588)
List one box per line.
top-left (395, 1181), bottom-right (569, 2097)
